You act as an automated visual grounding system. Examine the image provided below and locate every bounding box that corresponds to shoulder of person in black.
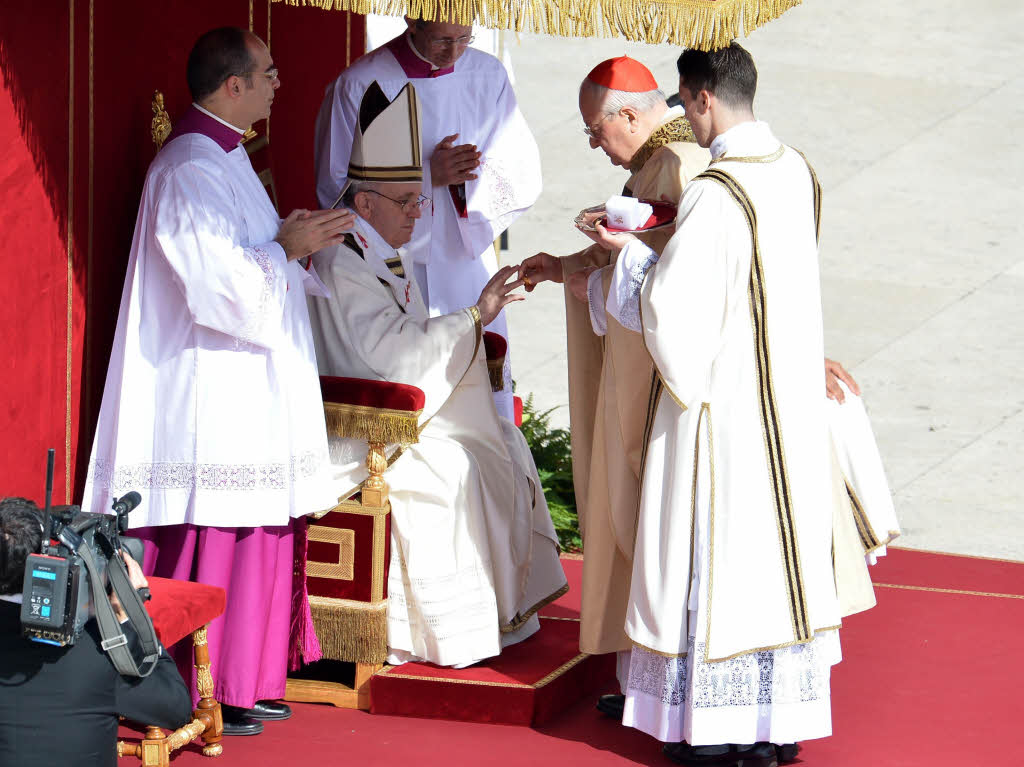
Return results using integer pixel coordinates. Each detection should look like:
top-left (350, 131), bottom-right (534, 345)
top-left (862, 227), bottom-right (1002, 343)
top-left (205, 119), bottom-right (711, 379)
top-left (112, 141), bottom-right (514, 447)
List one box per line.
top-left (0, 600), bottom-right (192, 767)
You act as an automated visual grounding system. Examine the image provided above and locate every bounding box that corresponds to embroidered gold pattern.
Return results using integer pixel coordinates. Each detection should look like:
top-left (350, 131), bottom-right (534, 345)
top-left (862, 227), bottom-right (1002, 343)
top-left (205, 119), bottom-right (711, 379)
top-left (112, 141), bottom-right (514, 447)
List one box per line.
top-left (709, 144), bottom-right (784, 166)
top-left (499, 583), bottom-right (570, 634)
top-left (629, 116), bottom-right (696, 173)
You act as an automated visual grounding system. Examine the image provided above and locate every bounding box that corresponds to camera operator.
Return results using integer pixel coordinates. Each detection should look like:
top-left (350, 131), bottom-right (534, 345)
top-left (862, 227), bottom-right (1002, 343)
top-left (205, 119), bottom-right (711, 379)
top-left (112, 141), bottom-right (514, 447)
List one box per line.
top-left (0, 497), bottom-right (192, 767)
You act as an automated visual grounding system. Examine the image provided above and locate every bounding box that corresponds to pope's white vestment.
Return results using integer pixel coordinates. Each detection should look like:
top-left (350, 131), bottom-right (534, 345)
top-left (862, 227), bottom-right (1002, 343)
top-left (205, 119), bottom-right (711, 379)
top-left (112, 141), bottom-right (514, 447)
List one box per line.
top-left (307, 217), bottom-right (567, 667)
top-left (314, 35), bottom-right (542, 422)
top-left (608, 121), bottom-right (843, 746)
top-left (83, 117), bottom-right (335, 526)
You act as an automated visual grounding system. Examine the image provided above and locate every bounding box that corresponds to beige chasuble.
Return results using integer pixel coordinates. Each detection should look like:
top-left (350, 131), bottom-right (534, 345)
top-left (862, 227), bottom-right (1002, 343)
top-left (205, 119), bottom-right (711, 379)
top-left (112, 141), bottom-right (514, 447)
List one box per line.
top-left (560, 109), bottom-right (710, 654)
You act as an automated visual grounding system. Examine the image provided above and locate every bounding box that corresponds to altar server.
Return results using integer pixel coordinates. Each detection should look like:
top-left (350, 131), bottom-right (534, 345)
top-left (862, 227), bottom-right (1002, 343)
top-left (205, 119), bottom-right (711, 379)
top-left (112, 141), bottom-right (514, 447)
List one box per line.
top-left (308, 81), bottom-right (567, 668)
top-left (519, 56), bottom-right (709, 717)
top-left (83, 28), bottom-right (352, 735)
top-left (314, 14), bottom-right (542, 422)
top-left (588, 44), bottom-right (843, 766)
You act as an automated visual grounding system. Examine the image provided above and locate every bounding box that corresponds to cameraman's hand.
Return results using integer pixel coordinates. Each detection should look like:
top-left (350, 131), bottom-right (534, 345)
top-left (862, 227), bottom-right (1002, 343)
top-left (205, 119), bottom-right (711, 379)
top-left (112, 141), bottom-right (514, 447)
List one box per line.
top-left (110, 552), bottom-right (148, 622)
top-left (275, 208), bottom-right (355, 261)
top-left (475, 265), bottom-right (526, 327)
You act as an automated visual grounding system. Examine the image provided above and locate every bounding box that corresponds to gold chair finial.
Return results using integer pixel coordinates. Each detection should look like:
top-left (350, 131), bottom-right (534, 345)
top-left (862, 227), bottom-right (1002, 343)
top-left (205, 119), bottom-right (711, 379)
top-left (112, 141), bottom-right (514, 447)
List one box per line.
top-left (151, 90), bottom-right (171, 150)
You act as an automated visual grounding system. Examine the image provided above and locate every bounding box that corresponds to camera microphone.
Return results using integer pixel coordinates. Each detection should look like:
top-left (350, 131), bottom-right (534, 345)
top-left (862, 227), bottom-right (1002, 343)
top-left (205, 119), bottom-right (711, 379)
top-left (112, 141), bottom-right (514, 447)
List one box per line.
top-left (111, 492), bottom-right (142, 516)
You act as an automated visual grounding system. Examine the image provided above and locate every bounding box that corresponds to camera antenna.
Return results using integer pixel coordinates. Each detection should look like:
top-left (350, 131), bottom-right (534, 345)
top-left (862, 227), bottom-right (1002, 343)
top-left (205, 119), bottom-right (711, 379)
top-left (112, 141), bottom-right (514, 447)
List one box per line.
top-left (42, 448), bottom-right (55, 551)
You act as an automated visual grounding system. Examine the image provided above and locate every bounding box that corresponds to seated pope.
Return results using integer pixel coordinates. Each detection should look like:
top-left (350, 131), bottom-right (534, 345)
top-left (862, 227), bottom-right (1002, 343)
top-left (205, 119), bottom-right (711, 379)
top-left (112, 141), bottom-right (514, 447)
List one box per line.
top-left (307, 81), bottom-right (568, 668)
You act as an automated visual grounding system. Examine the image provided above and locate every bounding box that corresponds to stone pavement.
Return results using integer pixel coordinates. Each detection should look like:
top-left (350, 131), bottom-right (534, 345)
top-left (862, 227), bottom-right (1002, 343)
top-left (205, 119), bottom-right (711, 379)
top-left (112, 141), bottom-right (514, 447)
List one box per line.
top-left (498, 0), bottom-right (1024, 559)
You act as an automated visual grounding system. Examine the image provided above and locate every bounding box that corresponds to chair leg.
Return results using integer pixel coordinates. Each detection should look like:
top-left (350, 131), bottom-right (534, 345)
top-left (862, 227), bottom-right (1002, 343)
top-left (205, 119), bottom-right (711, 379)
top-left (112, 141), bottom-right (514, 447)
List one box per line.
top-left (355, 662), bottom-right (382, 709)
top-left (193, 625), bottom-right (224, 757)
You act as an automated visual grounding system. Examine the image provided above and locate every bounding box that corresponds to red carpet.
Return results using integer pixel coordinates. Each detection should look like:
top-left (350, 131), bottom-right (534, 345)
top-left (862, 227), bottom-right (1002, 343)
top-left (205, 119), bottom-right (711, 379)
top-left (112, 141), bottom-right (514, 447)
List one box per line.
top-left (118, 548), bottom-right (1023, 765)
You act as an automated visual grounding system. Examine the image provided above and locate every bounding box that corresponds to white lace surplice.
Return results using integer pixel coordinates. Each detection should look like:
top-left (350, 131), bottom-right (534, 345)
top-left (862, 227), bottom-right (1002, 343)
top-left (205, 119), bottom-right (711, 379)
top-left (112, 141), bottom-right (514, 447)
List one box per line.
top-left (625, 631), bottom-right (839, 746)
top-left (83, 135), bottom-right (336, 527)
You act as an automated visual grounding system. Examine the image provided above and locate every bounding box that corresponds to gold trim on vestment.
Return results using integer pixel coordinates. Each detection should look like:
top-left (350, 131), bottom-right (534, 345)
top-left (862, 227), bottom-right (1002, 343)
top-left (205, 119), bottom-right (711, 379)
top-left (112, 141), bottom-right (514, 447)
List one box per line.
top-left (701, 402), bottom-right (716, 662)
top-left (845, 480), bottom-right (880, 552)
top-left (499, 583), bottom-right (570, 634)
top-left (696, 167), bottom-right (812, 645)
top-left (539, 614), bottom-right (580, 622)
top-left (790, 147), bottom-right (822, 242)
top-left (705, 624), bottom-right (841, 664)
top-left (407, 85), bottom-right (421, 168)
top-left (631, 637), bottom-right (689, 659)
top-left (659, 374), bottom-right (688, 413)
top-left (636, 369), bottom-right (663, 520)
top-left (629, 116), bottom-right (696, 173)
top-left (874, 583), bottom-right (1024, 600)
top-left (633, 624), bottom-right (843, 663)
top-left (709, 145), bottom-right (784, 166)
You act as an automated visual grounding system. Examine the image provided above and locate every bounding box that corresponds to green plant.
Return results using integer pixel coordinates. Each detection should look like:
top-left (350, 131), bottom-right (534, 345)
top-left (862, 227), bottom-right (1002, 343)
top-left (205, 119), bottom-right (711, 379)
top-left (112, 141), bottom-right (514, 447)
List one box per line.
top-left (520, 394), bottom-right (581, 552)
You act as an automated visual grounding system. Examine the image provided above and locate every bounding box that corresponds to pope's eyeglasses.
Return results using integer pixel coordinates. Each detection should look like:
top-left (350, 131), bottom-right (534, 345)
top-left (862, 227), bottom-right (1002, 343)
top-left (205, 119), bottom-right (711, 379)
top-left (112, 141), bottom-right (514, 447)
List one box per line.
top-left (365, 190), bottom-right (432, 213)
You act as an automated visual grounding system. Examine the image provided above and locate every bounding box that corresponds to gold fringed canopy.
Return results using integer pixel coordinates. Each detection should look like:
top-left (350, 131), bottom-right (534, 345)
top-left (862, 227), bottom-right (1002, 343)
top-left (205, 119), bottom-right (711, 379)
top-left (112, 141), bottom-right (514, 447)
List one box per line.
top-left (272, 0), bottom-right (803, 49)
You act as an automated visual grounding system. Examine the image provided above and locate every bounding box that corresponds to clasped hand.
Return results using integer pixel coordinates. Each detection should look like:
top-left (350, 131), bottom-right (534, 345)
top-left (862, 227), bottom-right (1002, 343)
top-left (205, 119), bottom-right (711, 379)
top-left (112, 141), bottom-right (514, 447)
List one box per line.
top-left (432, 134), bottom-right (481, 187)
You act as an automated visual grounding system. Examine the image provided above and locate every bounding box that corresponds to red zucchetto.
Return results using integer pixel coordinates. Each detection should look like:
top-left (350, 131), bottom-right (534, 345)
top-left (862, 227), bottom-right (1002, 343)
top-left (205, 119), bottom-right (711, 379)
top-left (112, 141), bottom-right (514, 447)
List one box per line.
top-left (585, 56), bottom-right (659, 92)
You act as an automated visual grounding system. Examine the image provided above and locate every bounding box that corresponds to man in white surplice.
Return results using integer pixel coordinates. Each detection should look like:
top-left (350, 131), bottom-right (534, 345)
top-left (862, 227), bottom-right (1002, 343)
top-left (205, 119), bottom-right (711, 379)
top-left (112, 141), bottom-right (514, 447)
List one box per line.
top-left (586, 44), bottom-right (843, 766)
top-left (308, 81), bottom-right (567, 668)
top-left (314, 14), bottom-right (542, 423)
top-left (82, 28), bottom-right (353, 734)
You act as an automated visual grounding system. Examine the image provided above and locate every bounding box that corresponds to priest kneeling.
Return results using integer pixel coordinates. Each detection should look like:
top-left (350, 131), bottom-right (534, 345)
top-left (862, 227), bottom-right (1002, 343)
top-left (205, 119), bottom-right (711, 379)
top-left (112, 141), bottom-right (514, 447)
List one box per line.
top-left (308, 82), bottom-right (568, 668)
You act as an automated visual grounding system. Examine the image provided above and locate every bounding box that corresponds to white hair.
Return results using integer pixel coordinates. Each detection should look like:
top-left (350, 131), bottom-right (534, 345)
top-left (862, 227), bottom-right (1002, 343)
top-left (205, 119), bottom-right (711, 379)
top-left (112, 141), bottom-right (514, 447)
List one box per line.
top-left (579, 79), bottom-right (667, 116)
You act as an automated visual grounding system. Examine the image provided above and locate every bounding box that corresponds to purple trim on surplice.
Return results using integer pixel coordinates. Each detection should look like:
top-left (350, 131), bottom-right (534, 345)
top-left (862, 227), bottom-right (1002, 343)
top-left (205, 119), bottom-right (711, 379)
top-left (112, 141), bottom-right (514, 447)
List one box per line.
top-left (385, 33), bottom-right (455, 79)
top-left (165, 105), bottom-right (244, 153)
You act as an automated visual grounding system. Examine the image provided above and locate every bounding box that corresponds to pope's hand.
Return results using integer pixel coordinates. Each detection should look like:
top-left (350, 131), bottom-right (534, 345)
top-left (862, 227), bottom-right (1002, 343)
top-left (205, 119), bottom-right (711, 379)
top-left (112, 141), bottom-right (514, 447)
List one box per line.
top-left (475, 265), bottom-right (526, 326)
top-left (566, 266), bottom-right (597, 304)
top-left (825, 358), bottom-right (861, 404)
top-left (276, 208), bottom-right (354, 260)
top-left (518, 253), bottom-right (562, 292)
top-left (578, 220), bottom-right (638, 252)
top-left (431, 134), bottom-right (481, 186)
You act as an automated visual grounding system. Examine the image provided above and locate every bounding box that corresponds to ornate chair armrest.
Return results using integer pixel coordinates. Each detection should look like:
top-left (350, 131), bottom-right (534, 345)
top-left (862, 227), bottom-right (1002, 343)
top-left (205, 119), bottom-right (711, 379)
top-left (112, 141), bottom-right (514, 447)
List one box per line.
top-left (320, 376), bottom-right (425, 445)
top-left (483, 331), bottom-right (507, 392)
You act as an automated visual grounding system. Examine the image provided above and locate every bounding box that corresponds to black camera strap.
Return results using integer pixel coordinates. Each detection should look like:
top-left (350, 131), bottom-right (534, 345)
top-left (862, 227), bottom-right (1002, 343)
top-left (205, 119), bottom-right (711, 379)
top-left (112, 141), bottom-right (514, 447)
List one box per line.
top-left (75, 543), bottom-right (160, 678)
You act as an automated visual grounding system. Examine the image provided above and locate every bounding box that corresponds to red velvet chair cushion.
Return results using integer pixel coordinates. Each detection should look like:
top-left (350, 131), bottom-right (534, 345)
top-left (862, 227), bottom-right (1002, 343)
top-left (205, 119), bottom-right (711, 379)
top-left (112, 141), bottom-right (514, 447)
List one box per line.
top-left (146, 576), bottom-right (227, 648)
top-left (514, 395), bottom-right (523, 428)
top-left (483, 331), bottom-right (507, 360)
top-left (319, 376), bottom-right (425, 412)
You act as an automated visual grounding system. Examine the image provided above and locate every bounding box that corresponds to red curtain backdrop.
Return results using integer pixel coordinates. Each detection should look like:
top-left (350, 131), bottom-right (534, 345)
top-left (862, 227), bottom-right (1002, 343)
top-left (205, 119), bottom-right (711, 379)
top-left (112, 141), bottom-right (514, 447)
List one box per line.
top-left (0, 1), bottom-right (364, 505)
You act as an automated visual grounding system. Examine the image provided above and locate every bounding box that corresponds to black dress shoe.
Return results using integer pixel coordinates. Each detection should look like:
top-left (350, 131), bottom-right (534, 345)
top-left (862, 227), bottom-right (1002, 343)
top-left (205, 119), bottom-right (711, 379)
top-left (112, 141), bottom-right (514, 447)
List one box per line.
top-left (663, 742), bottom-right (777, 767)
top-left (220, 705), bottom-right (264, 736)
top-left (774, 743), bottom-right (800, 764)
top-left (246, 700), bottom-right (293, 721)
top-left (596, 693), bottom-right (625, 719)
